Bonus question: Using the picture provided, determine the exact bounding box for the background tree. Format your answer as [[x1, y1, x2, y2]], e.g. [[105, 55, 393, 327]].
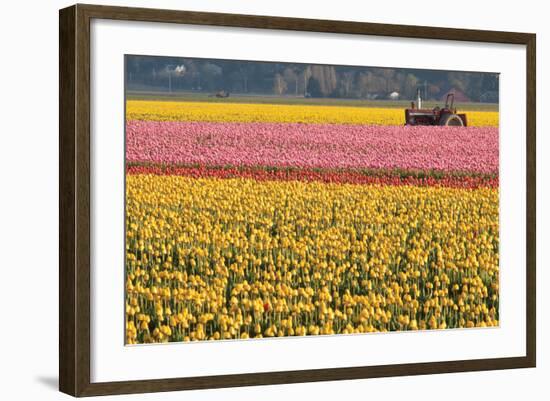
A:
[[403, 73, 419, 98], [339, 71, 355, 98], [283, 67, 299, 96], [307, 76, 322, 97], [273, 73, 288, 95]]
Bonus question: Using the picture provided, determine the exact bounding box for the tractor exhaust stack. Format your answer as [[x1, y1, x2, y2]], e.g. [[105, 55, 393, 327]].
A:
[[416, 89, 422, 109]]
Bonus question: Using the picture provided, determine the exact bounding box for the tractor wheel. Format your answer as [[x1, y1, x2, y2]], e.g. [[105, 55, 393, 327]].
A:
[[440, 114, 464, 126]]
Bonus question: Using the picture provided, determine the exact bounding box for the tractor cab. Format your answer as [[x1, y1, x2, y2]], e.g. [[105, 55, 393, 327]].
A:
[[405, 90, 467, 126]]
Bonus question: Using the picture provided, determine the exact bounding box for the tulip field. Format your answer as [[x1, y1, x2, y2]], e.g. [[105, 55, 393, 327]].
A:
[[125, 99, 499, 344]]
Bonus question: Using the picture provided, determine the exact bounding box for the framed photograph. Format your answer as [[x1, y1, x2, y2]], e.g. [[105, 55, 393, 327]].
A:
[[59, 4, 536, 397]]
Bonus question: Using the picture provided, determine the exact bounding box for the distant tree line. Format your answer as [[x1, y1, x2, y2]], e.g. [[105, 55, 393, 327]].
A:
[[126, 56, 499, 102]]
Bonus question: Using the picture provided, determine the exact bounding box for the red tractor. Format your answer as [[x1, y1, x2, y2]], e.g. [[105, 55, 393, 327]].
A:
[[405, 91, 467, 126]]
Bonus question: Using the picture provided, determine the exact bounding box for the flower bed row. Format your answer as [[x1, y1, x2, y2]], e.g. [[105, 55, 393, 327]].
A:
[[127, 164, 498, 188], [126, 100, 499, 127], [126, 121, 499, 174]]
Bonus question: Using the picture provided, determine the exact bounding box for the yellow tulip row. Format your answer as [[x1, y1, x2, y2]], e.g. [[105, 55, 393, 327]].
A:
[[126, 100, 499, 127], [125, 175, 499, 344]]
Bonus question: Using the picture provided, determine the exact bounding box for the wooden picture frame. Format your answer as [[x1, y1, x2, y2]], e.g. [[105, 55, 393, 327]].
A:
[[59, 3, 536, 397]]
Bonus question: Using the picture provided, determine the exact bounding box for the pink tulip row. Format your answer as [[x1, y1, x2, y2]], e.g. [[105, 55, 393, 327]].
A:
[[126, 120, 499, 174]]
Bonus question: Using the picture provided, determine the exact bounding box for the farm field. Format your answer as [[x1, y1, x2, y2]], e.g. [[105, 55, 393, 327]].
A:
[[126, 91, 500, 112], [125, 99, 500, 344]]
